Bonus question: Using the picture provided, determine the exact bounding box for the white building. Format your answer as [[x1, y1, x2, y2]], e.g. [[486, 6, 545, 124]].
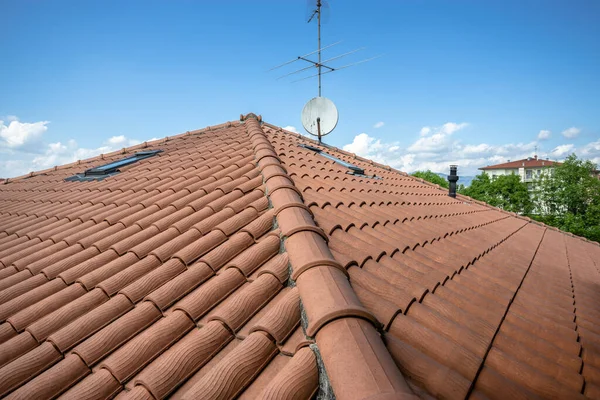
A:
[[479, 155, 560, 191]]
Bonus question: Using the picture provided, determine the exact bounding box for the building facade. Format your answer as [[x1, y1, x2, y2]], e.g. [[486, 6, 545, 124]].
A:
[[479, 155, 560, 191]]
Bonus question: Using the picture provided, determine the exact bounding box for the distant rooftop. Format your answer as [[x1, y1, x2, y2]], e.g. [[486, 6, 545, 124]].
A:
[[480, 155, 561, 170]]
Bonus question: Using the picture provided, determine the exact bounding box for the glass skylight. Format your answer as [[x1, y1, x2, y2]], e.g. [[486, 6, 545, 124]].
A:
[[65, 150, 162, 182]]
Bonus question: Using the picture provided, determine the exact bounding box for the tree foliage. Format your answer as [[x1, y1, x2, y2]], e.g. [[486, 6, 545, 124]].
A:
[[460, 172, 533, 214], [411, 170, 449, 189], [533, 154, 600, 242]]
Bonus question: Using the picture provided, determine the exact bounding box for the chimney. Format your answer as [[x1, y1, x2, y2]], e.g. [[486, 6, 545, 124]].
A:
[[448, 165, 459, 198], [534, 155, 538, 160]]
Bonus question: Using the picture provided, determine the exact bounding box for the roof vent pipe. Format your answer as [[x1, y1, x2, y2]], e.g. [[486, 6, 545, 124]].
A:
[[448, 165, 459, 198]]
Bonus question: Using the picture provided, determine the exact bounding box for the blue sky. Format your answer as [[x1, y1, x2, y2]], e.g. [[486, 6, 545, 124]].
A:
[[1, 0, 599, 178]]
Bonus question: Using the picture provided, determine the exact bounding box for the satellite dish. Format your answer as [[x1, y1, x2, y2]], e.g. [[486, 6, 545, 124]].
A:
[[301, 96, 339, 141]]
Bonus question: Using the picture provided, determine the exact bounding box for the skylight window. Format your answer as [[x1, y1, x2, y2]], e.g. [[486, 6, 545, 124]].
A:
[[65, 150, 162, 182], [299, 144, 380, 179]]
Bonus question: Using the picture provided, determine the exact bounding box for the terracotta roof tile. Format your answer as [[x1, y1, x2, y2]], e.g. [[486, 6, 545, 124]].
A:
[[73, 300, 162, 367], [0, 269, 30, 292], [180, 331, 279, 399], [47, 293, 134, 352], [173, 267, 246, 321], [133, 320, 233, 399], [385, 333, 471, 399], [114, 385, 155, 400], [7, 282, 86, 332], [97, 255, 162, 296], [144, 262, 214, 311], [252, 252, 290, 284], [58, 249, 120, 284], [207, 273, 282, 332], [0, 341, 62, 397], [119, 258, 187, 303], [0, 331, 37, 368], [0, 278, 66, 322], [5, 353, 90, 400], [61, 368, 122, 400], [100, 310, 194, 383], [26, 288, 109, 342], [40, 246, 101, 279], [172, 230, 227, 265], [1, 116, 599, 399]]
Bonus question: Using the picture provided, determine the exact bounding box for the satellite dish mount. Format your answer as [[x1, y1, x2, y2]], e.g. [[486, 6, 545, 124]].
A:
[[301, 96, 339, 143]]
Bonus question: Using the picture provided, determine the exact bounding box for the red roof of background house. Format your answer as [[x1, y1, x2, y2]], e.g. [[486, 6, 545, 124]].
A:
[[0, 114, 599, 399], [479, 156, 561, 170]]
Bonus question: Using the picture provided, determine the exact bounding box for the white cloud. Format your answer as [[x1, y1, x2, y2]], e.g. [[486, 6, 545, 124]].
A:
[[283, 126, 298, 133], [0, 117, 146, 178], [344, 133, 383, 156], [0, 118, 49, 151], [580, 139, 600, 157], [440, 122, 469, 135], [339, 122, 590, 176], [550, 144, 575, 157], [107, 135, 141, 147], [342, 133, 402, 165], [462, 143, 492, 155], [537, 130, 551, 140], [407, 122, 468, 153], [373, 121, 385, 129], [562, 127, 580, 138]]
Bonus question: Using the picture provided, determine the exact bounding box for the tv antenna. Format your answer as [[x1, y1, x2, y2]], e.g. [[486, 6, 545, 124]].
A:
[[270, 1, 380, 142], [269, 1, 380, 96]]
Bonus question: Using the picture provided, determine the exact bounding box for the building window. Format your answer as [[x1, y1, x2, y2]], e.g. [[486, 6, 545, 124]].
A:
[[525, 169, 533, 180]]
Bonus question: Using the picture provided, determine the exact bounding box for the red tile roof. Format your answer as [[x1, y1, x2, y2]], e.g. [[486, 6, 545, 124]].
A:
[[479, 156, 560, 170], [0, 114, 599, 399]]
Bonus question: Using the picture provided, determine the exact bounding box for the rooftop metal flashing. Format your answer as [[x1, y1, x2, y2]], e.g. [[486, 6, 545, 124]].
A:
[[299, 143, 380, 179]]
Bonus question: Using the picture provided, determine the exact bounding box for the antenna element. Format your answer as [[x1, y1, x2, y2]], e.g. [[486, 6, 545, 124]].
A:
[[269, 0, 379, 96]]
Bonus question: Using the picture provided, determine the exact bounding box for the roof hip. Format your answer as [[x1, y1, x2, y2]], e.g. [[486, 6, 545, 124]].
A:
[[244, 116, 417, 400]]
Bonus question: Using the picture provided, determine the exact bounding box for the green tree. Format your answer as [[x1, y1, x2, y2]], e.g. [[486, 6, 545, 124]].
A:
[[460, 173, 493, 203], [461, 173, 533, 214], [533, 154, 600, 242], [411, 170, 449, 189]]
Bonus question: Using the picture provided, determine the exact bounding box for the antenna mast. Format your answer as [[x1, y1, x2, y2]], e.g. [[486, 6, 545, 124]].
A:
[[308, 1, 323, 96], [317, 0, 322, 97]]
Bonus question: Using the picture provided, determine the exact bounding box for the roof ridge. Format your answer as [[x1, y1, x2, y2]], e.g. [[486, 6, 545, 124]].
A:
[[244, 114, 418, 399], [479, 157, 560, 170], [3, 120, 242, 184]]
